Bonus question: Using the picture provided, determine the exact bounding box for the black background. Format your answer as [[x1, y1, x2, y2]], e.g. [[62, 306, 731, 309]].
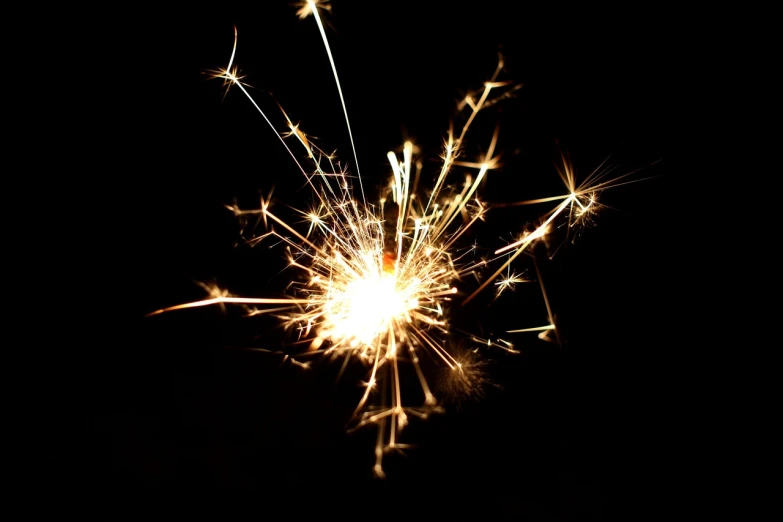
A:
[[37, 1, 692, 519]]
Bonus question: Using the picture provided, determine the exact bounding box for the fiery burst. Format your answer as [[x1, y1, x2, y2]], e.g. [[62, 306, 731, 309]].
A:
[[150, 0, 630, 476]]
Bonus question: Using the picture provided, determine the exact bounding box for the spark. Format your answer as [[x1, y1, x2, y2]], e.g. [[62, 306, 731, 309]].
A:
[[494, 268, 528, 298], [435, 344, 495, 406], [151, 6, 636, 476]]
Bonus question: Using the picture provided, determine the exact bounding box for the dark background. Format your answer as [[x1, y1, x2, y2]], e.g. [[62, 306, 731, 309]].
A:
[[38, 1, 692, 519]]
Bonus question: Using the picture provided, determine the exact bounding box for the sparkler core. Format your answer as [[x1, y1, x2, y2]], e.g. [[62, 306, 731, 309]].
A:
[[316, 260, 419, 350]]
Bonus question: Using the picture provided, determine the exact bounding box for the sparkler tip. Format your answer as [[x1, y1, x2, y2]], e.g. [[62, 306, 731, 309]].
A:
[[295, 0, 331, 20]]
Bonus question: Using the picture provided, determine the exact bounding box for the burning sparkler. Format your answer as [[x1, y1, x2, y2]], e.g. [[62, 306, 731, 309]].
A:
[[149, 0, 634, 476]]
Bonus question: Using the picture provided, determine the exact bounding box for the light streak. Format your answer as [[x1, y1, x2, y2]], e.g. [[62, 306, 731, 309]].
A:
[[150, 0, 632, 476]]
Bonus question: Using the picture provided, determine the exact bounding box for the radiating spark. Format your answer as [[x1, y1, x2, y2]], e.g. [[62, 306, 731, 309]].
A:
[[506, 324, 555, 333], [435, 344, 494, 406], [494, 268, 528, 298], [295, 0, 331, 20], [151, 6, 636, 476]]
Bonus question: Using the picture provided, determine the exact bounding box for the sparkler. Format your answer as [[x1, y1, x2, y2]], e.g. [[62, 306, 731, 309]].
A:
[[150, 0, 633, 476]]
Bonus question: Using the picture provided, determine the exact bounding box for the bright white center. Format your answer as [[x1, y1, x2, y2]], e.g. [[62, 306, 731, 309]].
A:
[[324, 273, 417, 347]]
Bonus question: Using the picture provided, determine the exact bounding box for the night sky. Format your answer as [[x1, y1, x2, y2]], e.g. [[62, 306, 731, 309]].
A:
[[39, 1, 691, 519]]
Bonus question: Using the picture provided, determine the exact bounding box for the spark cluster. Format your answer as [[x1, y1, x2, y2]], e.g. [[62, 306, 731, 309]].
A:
[[150, 0, 630, 476]]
